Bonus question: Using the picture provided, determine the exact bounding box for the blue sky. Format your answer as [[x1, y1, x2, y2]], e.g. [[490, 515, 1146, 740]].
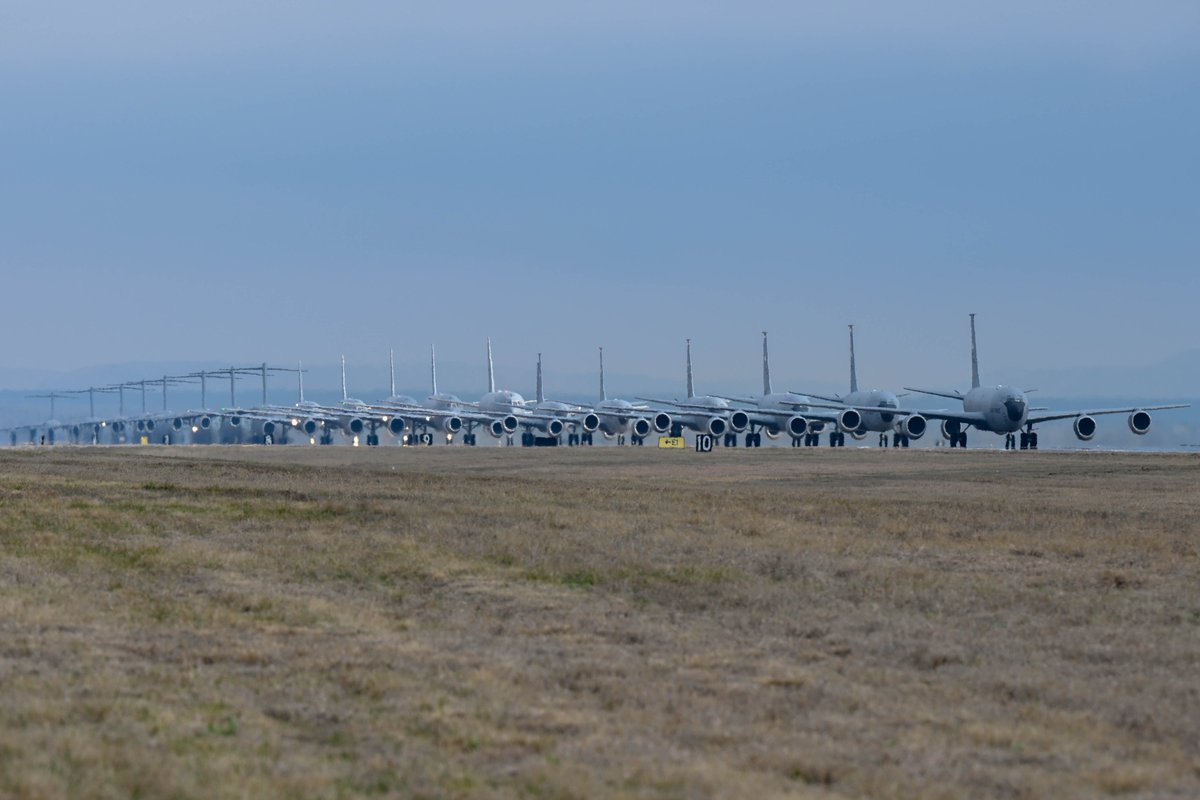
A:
[[2, 2, 1197, 392]]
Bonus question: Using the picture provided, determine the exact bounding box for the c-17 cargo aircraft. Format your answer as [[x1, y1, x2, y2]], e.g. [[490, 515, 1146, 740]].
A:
[[792, 325, 930, 447], [828, 314, 1189, 449]]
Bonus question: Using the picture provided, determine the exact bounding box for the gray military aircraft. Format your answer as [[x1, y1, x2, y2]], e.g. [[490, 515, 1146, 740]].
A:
[[637, 339, 750, 446], [573, 347, 654, 445], [794, 325, 929, 447], [717, 332, 860, 447]]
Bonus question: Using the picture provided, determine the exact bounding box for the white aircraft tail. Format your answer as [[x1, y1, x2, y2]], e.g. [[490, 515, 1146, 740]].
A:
[[849, 324, 858, 394], [487, 338, 496, 393], [599, 346, 607, 401], [297, 360, 305, 403], [762, 331, 772, 396], [340, 355, 348, 402], [970, 313, 981, 389], [686, 338, 695, 399], [389, 348, 396, 397]]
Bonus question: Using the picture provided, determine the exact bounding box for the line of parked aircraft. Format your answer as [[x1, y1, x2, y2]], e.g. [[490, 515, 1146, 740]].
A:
[[2, 316, 1188, 451]]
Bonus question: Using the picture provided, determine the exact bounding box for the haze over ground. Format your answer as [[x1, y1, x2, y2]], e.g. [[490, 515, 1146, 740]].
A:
[[2, 2, 1197, 393]]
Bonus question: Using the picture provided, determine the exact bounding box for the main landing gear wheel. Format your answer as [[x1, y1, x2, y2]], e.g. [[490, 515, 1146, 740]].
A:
[[948, 432, 968, 448], [463, 433, 477, 446], [1019, 431, 1039, 450], [893, 433, 909, 448], [745, 433, 762, 447], [829, 432, 846, 447], [723, 433, 738, 447]]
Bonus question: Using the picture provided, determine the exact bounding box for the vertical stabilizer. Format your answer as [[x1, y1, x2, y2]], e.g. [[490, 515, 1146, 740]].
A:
[[685, 338, 695, 399], [389, 349, 396, 397], [486, 338, 496, 393], [849, 324, 858, 394], [536, 353, 544, 403], [340, 355, 348, 402], [297, 361, 304, 403], [430, 345, 438, 395], [762, 331, 772, 396], [599, 347, 607, 401], [970, 313, 980, 389]]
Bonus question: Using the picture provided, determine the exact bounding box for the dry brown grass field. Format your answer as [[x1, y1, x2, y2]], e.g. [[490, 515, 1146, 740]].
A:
[[0, 446, 1198, 799]]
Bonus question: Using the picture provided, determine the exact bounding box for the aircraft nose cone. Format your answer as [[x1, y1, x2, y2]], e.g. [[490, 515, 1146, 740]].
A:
[[1005, 397, 1026, 422]]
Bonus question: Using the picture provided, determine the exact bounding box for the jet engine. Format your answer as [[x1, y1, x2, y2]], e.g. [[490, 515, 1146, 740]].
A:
[[489, 419, 507, 438], [293, 418, 319, 435], [262, 420, 281, 438], [386, 417, 407, 436], [582, 413, 601, 433], [546, 418, 564, 437], [172, 417, 186, 431], [940, 419, 961, 440], [227, 416, 242, 429], [502, 415, 519, 433], [848, 428, 869, 441], [341, 417, 366, 436], [705, 416, 727, 437], [433, 415, 463, 434], [899, 414, 928, 440], [807, 421, 826, 435], [1073, 415, 1097, 441], [837, 408, 862, 433], [786, 415, 809, 439], [653, 412, 672, 433], [631, 418, 651, 438], [728, 410, 750, 433], [195, 415, 213, 430], [1128, 410, 1151, 435]]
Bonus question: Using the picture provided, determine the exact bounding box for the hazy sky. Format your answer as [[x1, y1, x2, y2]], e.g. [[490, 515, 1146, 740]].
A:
[[2, 1, 1198, 392]]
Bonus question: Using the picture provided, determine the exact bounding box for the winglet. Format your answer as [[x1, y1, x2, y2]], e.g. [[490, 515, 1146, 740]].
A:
[[487, 338, 496, 394], [599, 346, 607, 402], [686, 338, 695, 399], [762, 331, 772, 396], [536, 353, 544, 403], [849, 324, 858, 394], [970, 313, 980, 390]]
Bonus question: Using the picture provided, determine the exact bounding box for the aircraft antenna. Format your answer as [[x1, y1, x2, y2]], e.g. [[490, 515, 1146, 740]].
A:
[[762, 331, 772, 396], [341, 355, 348, 402], [536, 353, 544, 403], [686, 338, 695, 399], [599, 347, 606, 401], [970, 313, 980, 389], [849, 324, 858, 394], [487, 338, 496, 393], [389, 348, 396, 397], [430, 345, 438, 395]]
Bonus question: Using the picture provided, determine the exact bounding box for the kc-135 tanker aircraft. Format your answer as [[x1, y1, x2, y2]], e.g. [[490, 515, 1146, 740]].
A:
[[2, 316, 1189, 451]]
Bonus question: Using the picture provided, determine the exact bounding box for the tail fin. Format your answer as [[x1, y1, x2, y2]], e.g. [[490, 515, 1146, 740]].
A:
[[970, 313, 980, 389], [340, 355, 348, 402], [430, 345, 438, 395], [388, 348, 396, 397], [536, 353, 544, 403], [849, 324, 858, 394], [486, 338, 495, 393], [599, 347, 607, 401], [297, 360, 304, 403], [762, 331, 772, 396], [686, 338, 695, 398]]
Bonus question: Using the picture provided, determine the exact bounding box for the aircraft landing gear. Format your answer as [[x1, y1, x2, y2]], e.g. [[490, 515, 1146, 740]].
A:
[[1019, 430, 1038, 450], [879, 433, 888, 447], [617, 434, 625, 446], [463, 433, 477, 446], [366, 433, 379, 446], [745, 432, 761, 447], [670, 423, 684, 438], [949, 432, 968, 448], [723, 433, 738, 447], [828, 432, 845, 447], [893, 433, 909, 448]]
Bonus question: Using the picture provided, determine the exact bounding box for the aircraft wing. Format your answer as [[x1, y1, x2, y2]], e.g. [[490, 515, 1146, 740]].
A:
[[634, 397, 731, 413], [1028, 404, 1190, 425], [806, 400, 987, 427], [712, 394, 760, 405], [903, 387, 966, 401], [747, 407, 844, 424]]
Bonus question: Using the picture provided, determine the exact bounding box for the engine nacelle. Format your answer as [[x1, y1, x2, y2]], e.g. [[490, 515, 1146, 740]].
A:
[[502, 415, 519, 434], [172, 417, 186, 431], [1073, 415, 1097, 441], [111, 421, 125, 433], [195, 415, 213, 430], [940, 419, 961, 440], [837, 408, 861, 433], [728, 410, 750, 433], [546, 418, 564, 437], [848, 428, 868, 441], [227, 416, 242, 429], [705, 416, 727, 437], [387, 417, 407, 436], [263, 420, 280, 437], [631, 418, 651, 438], [786, 415, 809, 439], [1128, 410, 1151, 435], [294, 418, 319, 435], [144, 419, 157, 432], [899, 414, 927, 440], [489, 419, 507, 438], [436, 415, 463, 434], [342, 417, 365, 436], [763, 428, 780, 440], [653, 412, 672, 433], [807, 420, 825, 435], [582, 413, 601, 433]]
